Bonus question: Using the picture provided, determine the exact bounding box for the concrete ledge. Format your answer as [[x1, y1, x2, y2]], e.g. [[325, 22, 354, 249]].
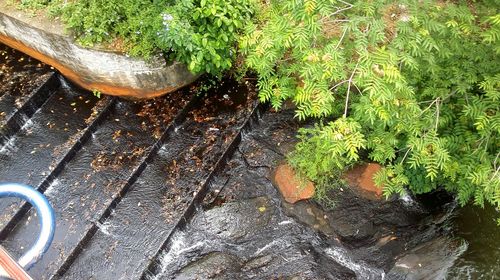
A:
[[0, 4, 198, 99]]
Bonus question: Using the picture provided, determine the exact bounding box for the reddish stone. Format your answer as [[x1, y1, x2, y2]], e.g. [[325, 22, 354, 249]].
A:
[[343, 163, 384, 200], [273, 164, 315, 204]]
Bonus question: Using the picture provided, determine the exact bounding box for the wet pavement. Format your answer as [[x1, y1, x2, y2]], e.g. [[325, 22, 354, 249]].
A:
[[1, 43, 494, 280]]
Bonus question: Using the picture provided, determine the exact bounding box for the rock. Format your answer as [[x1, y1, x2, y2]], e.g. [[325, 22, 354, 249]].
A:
[[282, 201, 336, 237], [242, 255, 273, 271], [176, 252, 242, 280], [343, 163, 384, 200], [386, 236, 467, 280], [192, 197, 273, 241], [332, 218, 375, 242], [0, 3, 198, 98], [272, 164, 314, 204]]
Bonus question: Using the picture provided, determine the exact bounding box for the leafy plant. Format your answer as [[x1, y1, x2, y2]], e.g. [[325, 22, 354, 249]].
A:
[[60, 0, 166, 57], [14, 0, 254, 75], [158, 0, 254, 74], [241, 0, 500, 211]]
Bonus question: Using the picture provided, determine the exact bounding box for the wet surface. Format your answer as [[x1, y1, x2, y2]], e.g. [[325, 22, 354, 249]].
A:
[[145, 109, 477, 280], [0, 42, 261, 279], [147, 111, 378, 280], [60, 81, 257, 280], [0, 44, 54, 146], [447, 205, 500, 279], [1, 43, 498, 280], [0, 83, 102, 229], [0, 44, 50, 100], [2, 92, 194, 279]]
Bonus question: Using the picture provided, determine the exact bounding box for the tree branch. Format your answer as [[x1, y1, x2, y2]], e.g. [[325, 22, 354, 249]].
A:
[[329, 79, 349, 91], [335, 26, 349, 49]]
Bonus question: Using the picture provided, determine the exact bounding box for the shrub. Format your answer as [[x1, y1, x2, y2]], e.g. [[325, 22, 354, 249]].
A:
[[14, 0, 254, 75], [240, 0, 500, 210], [157, 0, 254, 74]]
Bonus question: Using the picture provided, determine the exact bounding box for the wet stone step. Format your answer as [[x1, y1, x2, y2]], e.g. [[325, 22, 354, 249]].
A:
[[1, 43, 55, 145], [59, 81, 256, 280], [0, 85, 106, 229], [0, 73, 59, 146], [0, 90, 193, 279], [0, 43, 50, 100]]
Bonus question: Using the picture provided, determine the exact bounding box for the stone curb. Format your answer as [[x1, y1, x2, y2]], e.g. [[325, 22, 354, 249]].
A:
[[0, 6, 198, 99]]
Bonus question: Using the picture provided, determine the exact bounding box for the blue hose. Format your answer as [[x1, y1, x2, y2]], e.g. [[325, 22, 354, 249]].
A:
[[0, 183, 56, 269]]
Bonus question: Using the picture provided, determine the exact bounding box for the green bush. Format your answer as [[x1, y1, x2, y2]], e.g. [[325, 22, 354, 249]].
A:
[[15, 0, 254, 75], [157, 0, 254, 74], [240, 0, 499, 210]]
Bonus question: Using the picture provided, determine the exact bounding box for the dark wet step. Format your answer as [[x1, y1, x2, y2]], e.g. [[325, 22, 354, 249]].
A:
[[0, 90, 193, 279], [59, 81, 257, 280], [0, 73, 59, 146], [0, 44, 51, 100], [0, 85, 108, 229], [0, 43, 53, 144]]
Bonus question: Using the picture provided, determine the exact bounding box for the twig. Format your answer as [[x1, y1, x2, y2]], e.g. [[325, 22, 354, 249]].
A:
[[434, 98, 440, 131], [420, 98, 439, 114], [343, 60, 360, 118], [329, 80, 349, 91], [322, 19, 351, 23], [400, 147, 412, 164], [329, 5, 353, 18], [321, 0, 354, 22], [338, 0, 354, 8], [418, 89, 457, 105], [352, 82, 362, 95], [494, 152, 500, 169], [335, 26, 349, 49], [490, 165, 500, 186]]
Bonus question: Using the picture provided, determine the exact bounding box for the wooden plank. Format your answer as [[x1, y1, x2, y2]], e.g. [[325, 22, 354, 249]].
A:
[[0, 246, 31, 280]]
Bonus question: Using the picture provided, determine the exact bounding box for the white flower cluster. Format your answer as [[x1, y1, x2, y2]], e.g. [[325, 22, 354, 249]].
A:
[[162, 13, 174, 32]]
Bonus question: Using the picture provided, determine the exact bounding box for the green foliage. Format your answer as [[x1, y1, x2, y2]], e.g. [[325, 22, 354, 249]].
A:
[[289, 118, 365, 205], [8, 0, 62, 16], [289, 119, 365, 184], [92, 89, 101, 99], [158, 0, 254, 74], [16, 0, 254, 75], [242, 0, 500, 211], [60, 0, 165, 57], [17, 0, 50, 10]]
